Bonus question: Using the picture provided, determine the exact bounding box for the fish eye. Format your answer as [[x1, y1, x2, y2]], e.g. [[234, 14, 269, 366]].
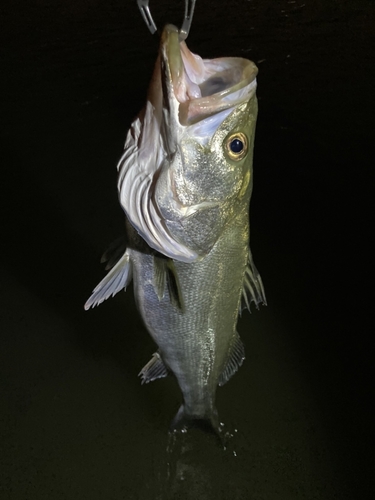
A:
[[230, 139, 243, 153], [225, 132, 248, 161]]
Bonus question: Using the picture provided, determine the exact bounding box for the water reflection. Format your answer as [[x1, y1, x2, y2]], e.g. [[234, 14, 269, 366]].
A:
[[154, 427, 240, 500]]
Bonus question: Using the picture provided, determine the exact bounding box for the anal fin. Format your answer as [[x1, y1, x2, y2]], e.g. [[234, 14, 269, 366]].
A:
[[139, 351, 169, 384], [218, 333, 245, 386]]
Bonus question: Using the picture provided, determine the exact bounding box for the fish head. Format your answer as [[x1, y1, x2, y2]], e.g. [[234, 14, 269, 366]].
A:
[[118, 24, 258, 261], [157, 25, 259, 255]]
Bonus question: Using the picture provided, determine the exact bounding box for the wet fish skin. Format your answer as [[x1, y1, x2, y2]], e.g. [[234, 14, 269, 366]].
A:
[[129, 213, 249, 429], [85, 25, 266, 432]]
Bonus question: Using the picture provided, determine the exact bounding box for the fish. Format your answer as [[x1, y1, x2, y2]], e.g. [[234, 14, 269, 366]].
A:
[[85, 24, 266, 433]]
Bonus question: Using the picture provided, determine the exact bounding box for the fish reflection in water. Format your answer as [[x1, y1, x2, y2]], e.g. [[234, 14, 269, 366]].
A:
[[154, 427, 241, 500]]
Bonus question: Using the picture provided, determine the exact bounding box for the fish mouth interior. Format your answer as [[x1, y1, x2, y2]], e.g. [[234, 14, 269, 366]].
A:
[[161, 24, 258, 124]]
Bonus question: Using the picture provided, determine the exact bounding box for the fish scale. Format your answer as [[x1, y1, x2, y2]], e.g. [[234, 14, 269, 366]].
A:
[[128, 208, 249, 426]]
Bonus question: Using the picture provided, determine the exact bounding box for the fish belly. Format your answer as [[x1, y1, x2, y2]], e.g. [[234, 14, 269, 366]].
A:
[[130, 210, 249, 418]]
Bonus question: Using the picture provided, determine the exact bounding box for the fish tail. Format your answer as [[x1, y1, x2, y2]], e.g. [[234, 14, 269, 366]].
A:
[[171, 405, 221, 436]]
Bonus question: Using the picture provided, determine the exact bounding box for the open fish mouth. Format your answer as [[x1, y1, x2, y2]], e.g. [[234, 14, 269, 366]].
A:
[[160, 24, 258, 126]]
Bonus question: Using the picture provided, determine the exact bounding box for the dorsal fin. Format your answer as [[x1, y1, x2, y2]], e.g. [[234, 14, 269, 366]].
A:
[[218, 332, 245, 386], [241, 249, 267, 313], [153, 257, 185, 312]]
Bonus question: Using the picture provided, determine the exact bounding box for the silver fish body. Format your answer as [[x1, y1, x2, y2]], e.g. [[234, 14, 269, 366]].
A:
[[85, 25, 266, 431], [129, 210, 248, 424]]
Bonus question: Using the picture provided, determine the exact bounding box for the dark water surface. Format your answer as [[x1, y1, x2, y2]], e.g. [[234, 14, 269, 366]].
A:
[[1, 0, 374, 499]]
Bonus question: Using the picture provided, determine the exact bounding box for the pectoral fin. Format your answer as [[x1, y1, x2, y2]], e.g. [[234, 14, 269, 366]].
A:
[[139, 351, 169, 384], [153, 257, 185, 311], [153, 257, 167, 301], [84, 246, 132, 310], [218, 332, 245, 386], [241, 249, 267, 313]]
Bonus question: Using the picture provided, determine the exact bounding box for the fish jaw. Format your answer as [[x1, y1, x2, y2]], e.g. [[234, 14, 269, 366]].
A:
[[160, 24, 258, 126]]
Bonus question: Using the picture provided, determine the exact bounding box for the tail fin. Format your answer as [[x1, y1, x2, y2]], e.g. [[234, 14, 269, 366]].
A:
[[171, 405, 221, 437]]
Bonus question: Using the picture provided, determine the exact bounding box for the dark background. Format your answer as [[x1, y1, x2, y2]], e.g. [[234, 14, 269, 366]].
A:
[[1, 0, 374, 498]]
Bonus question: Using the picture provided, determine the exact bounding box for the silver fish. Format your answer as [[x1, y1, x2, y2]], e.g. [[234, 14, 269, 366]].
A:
[[85, 24, 266, 432]]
